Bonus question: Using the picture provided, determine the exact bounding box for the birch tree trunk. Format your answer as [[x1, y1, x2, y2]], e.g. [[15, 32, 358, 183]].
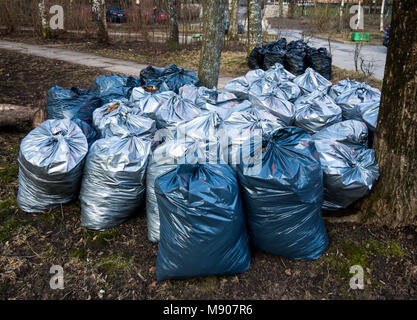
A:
[[380, 0, 386, 32], [198, 0, 226, 88], [38, 0, 50, 39], [229, 0, 239, 40], [90, 0, 109, 44], [167, 0, 179, 50], [248, 0, 263, 56], [339, 0, 345, 32], [359, 0, 417, 227]]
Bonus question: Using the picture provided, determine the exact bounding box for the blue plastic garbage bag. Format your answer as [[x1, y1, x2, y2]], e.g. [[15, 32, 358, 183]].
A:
[[17, 119, 88, 212], [140, 65, 164, 85], [236, 127, 328, 260], [91, 74, 141, 105], [312, 120, 380, 210], [155, 163, 251, 280], [130, 88, 176, 120], [46, 86, 101, 124], [293, 67, 332, 95], [80, 136, 152, 230], [161, 64, 200, 93], [328, 78, 360, 100]]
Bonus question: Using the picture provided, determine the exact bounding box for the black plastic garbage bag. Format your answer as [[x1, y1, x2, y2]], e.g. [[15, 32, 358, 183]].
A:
[[236, 127, 328, 260], [72, 118, 99, 148], [155, 163, 251, 280], [161, 64, 200, 93], [17, 119, 88, 213], [264, 38, 287, 51], [139, 65, 164, 85], [312, 120, 380, 210], [285, 49, 307, 76], [46, 86, 101, 124], [293, 67, 332, 95], [130, 87, 176, 120], [248, 46, 265, 70], [328, 78, 360, 100], [264, 48, 287, 70], [335, 83, 381, 120], [306, 47, 332, 80], [80, 136, 151, 230], [91, 74, 141, 105]]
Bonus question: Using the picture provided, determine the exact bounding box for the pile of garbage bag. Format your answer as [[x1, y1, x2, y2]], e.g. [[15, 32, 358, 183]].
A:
[[312, 120, 380, 210], [248, 38, 333, 79], [17, 119, 88, 212], [17, 57, 385, 280]]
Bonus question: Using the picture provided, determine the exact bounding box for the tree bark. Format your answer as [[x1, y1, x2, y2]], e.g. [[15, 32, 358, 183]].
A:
[[90, 0, 110, 44], [380, 0, 386, 32], [198, 0, 226, 88], [0, 104, 43, 128], [38, 0, 51, 39], [167, 0, 179, 50], [248, 0, 263, 56], [360, 0, 417, 227], [229, 0, 239, 40], [339, 0, 345, 32]]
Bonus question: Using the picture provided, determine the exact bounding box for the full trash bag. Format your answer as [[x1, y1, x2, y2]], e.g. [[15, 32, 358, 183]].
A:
[[93, 102, 156, 142], [46, 86, 101, 124], [195, 87, 239, 118], [155, 163, 251, 280], [249, 72, 300, 102], [80, 136, 151, 230], [294, 90, 342, 134], [285, 49, 307, 76], [161, 64, 200, 93], [236, 127, 328, 260], [248, 46, 265, 70], [293, 67, 332, 95], [312, 120, 380, 210], [139, 65, 164, 86], [348, 100, 380, 148], [335, 83, 381, 120], [179, 84, 199, 104], [130, 87, 176, 120], [264, 62, 296, 82], [176, 111, 223, 141], [155, 93, 201, 140], [328, 78, 360, 100], [17, 119, 88, 213], [306, 47, 332, 80], [264, 48, 287, 70], [91, 74, 141, 105], [146, 138, 227, 242], [222, 76, 250, 101]]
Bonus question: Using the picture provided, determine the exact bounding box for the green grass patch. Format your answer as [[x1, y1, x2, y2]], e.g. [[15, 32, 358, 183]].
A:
[[98, 252, 135, 276], [0, 217, 26, 243]]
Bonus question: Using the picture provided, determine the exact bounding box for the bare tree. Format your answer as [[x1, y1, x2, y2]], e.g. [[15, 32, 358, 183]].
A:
[[360, 0, 417, 227], [229, 0, 240, 40], [90, 0, 109, 44], [380, 0, 386, 32], [339, 0, 345, 32], [248, 0, 263, 55], [167, 0, 179, 50], [38, 0, 51, 39], [198, 0, 226, 88]]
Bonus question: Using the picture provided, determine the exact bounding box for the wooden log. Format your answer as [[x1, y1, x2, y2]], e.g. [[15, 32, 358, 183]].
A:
[[0, 104, 47, 129]]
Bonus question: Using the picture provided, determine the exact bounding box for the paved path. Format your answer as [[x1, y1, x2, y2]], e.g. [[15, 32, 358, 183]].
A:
[[0, 39, 234, 89]]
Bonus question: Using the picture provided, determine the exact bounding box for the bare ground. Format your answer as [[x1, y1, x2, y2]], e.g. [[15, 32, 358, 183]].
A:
[[0, 49, 415, 300]]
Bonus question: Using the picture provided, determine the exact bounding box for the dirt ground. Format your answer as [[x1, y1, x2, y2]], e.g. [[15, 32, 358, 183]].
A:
[[0, 49, 416, 300]]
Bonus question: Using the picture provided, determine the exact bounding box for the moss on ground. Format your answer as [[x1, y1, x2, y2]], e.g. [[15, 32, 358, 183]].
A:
[[0, 217, 27, 243], [98, 252, 135, 276]]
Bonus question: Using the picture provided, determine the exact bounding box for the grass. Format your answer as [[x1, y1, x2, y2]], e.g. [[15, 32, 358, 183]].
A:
[[98, 252, 135, 276]]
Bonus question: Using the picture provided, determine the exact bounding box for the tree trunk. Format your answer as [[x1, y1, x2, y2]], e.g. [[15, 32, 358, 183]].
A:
[[167, 0, 179, 50], [198, 0, 226, 88], [339, 0, 345, 32], [380, 0, 386, 32], [248, 0, 263, 56], [360, 0, 417, 227], [38, 0, 51, 39], [90, 0, 109, 44], [229, 0, 239, 40]]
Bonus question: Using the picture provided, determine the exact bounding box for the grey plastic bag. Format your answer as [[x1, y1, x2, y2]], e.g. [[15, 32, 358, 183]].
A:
[[335, 83, 381, 120], [264, 63, 296, 82], [294, 90, 342, 134], [195, 87, 239, 118], [293, 67, 332, 95], [328, 78, 361, 100], [146, 138, 227, 242], [80, 136, 152, 230], [17, 119, 88, 213], [176, 111, 223, 141], [129, 87, 176, 120], [222, 76, 250, 101], [312, 120, 380, 210]]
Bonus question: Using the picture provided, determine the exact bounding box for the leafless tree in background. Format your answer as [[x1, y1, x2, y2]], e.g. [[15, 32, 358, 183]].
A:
[[380, 0, 386, 32], [229, 0, 239, 40], [167, 0, 179, 50], [38, 0, 51, 39], [248, 0, 263, 55]]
